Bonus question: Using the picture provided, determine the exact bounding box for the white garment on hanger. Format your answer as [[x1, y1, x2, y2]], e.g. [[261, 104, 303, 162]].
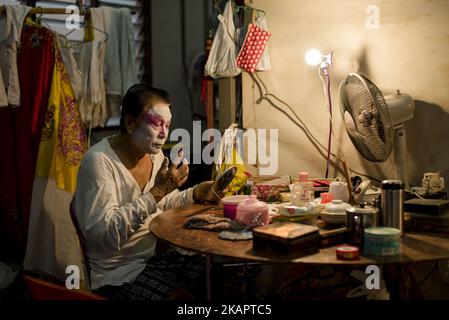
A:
[[56, 36, 83, 99], [56, 35, 107, 132], [75, 40, 107, 128], [0, 5, 31, 107], [89, 7, 137, 119], [204, 1, 241, 79]]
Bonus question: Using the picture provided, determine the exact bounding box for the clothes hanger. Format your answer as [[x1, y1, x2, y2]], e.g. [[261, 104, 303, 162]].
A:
[[60, 33, 73, 49], [30, 7, 53, 30], [62, 19, 109, 49], [231, 0, 266, 17], [85, 23, 109, 42], [83, 10, 109, 42], [35, 7, 45, 25]]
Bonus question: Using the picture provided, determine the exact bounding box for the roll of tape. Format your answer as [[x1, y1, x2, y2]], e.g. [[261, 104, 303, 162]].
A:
[[336, 246, 360, 260]]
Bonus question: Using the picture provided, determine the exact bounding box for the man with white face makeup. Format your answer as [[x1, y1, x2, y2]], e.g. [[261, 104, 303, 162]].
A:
[[73, 84, 219, 300]]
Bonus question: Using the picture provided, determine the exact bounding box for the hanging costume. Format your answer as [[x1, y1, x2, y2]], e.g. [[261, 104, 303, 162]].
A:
[[86, 7, 137, 124], [0, 6, 40, 256], [58, 34, 107, 132], [23, 31, 88, 280], [0, 5, 30, 107]]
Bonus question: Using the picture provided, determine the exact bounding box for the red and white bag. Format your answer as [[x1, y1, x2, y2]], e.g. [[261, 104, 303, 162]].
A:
[[236, 23, 271, 73]]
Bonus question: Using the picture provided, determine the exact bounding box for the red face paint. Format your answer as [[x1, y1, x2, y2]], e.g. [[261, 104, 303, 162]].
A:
[[143, 113, 170, 131], [131, 106, 172, 155]]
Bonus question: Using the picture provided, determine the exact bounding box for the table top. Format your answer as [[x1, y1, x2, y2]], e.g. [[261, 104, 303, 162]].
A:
[[149, 204, 449, 266]]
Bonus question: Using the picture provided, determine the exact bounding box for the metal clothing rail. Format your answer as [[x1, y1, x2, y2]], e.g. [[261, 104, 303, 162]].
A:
[[0, 6, 87, 15]]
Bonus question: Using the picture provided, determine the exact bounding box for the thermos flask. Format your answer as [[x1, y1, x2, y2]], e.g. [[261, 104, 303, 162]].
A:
[[381, 180, 405, 235]]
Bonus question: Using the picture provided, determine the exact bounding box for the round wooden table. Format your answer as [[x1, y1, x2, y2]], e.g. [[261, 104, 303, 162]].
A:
[[149, 204, 449, 299], [150, 204, 449, 264]]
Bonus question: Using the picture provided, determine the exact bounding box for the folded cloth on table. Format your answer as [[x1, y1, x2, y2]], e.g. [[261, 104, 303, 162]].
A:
[[218, 230, 253, 241], [184, 213, 246, 231]]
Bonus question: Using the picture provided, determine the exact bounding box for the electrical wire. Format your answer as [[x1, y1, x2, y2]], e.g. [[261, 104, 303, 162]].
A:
[[251, 72, 383, 183], [253, 72, 330, 158], [326, 71, 332, 178], [252, 72, 336, 167], [318, 66, 333, 178]]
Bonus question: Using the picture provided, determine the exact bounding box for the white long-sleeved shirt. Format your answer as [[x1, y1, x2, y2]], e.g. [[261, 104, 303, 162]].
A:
[[73, 138, 194, 289]]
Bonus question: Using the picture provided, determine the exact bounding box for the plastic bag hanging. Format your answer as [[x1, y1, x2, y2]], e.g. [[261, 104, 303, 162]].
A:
[[254, 16, 271, 71], [204, 1, 241, 79], [212, 124, 247, 195]]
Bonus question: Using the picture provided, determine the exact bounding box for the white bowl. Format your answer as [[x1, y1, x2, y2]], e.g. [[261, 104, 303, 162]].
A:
[[324, 200, 351, 213], [278, 203, 324, 216]]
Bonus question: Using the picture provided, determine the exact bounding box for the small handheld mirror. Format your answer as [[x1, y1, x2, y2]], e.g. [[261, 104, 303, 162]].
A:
[[208, 166, 238, 200]]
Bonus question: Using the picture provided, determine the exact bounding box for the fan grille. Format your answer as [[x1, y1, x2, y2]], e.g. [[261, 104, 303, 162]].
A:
[[340, 74, 393, 162]]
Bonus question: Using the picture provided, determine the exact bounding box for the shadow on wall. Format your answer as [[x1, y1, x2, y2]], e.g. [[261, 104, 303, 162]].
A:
[[355, 46, 370, 77], [406, 100, 449, 190]]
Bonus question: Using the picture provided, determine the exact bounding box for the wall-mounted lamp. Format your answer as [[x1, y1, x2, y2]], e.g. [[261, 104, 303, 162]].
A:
[[305, 48, 334, 178], [305, 48, 333, 70]]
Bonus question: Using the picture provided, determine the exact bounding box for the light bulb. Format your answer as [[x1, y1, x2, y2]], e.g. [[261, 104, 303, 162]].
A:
[[305, 49, 322, 66]]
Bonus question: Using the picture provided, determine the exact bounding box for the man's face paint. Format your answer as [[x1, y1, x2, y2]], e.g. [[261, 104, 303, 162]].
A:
[[130, 104, 172, 155]]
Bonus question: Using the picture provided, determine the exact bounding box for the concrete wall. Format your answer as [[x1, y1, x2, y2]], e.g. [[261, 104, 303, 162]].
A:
[[151, 0, 212, 138], [242, 0, 449, 191]]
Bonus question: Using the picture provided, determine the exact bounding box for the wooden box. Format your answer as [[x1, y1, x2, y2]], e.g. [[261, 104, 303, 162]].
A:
[[404, 198, 449, 216], [252, 222, 320, 255], [319, 226, 350, 247]]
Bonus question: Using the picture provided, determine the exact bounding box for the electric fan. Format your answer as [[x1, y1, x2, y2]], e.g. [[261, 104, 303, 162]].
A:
[[339, 73, 415, 188]]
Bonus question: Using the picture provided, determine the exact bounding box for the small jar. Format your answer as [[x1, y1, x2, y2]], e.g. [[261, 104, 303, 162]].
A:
[[236, 195, 270, 227], [222, 195, 250, 220], [346, 203, 379, 246]]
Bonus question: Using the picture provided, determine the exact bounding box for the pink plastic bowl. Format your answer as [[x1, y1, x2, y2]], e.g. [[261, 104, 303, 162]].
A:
[[221, 195, 250, 220]]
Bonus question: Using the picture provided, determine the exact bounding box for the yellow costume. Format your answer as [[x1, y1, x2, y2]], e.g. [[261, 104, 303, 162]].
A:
[[35, 48, 87, 193], [24, 36, 88, 280]]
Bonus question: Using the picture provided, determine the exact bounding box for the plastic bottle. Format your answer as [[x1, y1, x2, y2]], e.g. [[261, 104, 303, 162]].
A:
[[243, 176, 254, 195], [291, 172, 315, 206]]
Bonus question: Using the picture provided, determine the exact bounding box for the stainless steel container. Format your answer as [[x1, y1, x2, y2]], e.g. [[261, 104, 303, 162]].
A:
[[381, 180, 404, 235], [345, 203, 379, 246]]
